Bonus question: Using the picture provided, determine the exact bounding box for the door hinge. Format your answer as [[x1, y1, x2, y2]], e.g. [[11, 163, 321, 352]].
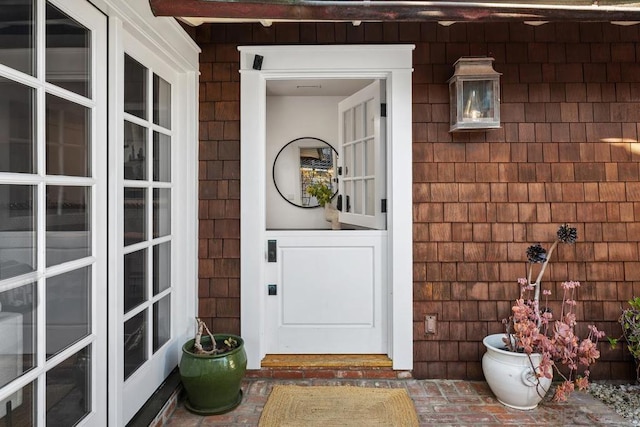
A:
[[381, 103, 387, 117], [381, 199, 387, 213]]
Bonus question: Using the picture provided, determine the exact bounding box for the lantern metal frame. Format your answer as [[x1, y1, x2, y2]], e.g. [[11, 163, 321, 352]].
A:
[[448, 57, 501, 132]]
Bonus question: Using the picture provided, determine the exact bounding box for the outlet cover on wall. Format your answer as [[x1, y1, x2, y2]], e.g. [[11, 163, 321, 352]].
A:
[[425, 315, 437, 334]]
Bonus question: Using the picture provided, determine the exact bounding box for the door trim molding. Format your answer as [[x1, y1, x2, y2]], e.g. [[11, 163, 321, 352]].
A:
[[239, 44, 414, 370], [105, 2, 200, 424]]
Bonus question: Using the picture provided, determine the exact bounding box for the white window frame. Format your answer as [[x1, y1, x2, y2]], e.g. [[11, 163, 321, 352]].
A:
[[239, 45, 414, 370]]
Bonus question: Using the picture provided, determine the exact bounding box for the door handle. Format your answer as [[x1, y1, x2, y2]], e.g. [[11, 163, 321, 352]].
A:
[[346, 195, 351, 212], [267, 240, 277, 262], [337, 195, 342, 211]]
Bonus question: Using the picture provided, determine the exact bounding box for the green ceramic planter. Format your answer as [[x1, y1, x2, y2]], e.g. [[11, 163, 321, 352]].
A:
[[179, 334, 247, 415]]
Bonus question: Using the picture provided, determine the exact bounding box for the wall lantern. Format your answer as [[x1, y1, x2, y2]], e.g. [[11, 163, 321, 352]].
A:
[[448, 57, 501, 132]]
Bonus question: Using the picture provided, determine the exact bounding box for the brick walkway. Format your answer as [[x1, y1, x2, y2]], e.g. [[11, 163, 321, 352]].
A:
[[162, 378, 632, 426]]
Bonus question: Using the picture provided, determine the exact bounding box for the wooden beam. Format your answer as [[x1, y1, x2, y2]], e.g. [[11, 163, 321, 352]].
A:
[[149, 0, 640, 22]]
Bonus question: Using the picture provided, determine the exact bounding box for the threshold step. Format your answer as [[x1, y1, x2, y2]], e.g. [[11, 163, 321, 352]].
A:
[[260, 354, 393, 368]]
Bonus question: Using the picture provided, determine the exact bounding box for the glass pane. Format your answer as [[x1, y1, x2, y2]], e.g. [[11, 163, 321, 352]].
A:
[[343, 110, 352, 142], [124, 249, 146, 314], [46, 94, 90, 177], [343, 145, 351, 177], [354, 104, 364, 140], [46, 268, 91, 359], [0, 185, 36, 280], [153, 295, 170, 353], [365, 179, 375, 216], [0, 283, 37, 388], [462, 80, 494, 120], [124, 54, 147, 120], [153, 132, 170, 182], [153, 74, 171, 129], [46, 346, 90, 425], [0, 78, 35, 173], [0, 0, 34, 75], [365, 98, 375, 137], [124, 188, 146, 246], [354, 180, 363, 214], [124, 121, 147, 180], [153, 188, 170, 238], [46, 3, 90, 98], [354, 142, 362, 177], [365, 139, 374, 176], [124, 311, 147, 380], [0, 380, 36, 426], [153, 242, 170, 295], [46, 186, 90, 267]]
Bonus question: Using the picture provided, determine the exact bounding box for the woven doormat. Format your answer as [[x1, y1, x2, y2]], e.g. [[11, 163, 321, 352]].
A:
[[258, 385, 419, 427]]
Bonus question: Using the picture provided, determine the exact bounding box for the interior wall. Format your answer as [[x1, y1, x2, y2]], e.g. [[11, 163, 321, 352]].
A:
[[266, 95, 343, 229]]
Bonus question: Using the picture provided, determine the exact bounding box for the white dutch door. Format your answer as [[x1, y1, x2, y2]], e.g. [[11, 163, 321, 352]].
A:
[[265, 80, 388, 354]]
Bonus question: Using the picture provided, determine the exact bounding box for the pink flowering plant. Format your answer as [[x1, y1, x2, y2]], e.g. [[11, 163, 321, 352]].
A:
[[502, 224, 605, 402]]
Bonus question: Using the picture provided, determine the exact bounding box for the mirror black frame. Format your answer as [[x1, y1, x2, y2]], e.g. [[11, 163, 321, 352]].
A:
[[272, 136, 338, 209]]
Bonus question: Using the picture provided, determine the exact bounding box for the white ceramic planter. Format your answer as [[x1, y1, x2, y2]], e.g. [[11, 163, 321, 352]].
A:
[[482, 333, 552, 410]]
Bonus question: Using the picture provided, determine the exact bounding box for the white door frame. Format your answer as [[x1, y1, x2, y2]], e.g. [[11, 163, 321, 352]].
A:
[[239, 45, 414, 370], [101, 1, 200, 424]]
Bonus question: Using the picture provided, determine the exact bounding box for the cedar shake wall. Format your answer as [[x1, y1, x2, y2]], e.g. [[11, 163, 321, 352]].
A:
[[195, 21, 640, 381]]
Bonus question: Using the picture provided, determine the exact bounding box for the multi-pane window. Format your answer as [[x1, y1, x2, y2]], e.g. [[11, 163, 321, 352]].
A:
[[122, 53, 173, 380]]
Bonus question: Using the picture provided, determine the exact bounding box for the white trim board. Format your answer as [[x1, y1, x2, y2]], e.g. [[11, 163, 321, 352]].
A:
[[239, 44, 414, 370]]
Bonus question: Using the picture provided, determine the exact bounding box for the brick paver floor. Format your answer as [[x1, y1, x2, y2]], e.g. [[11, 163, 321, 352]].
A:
[[163, 378, 632, 426]]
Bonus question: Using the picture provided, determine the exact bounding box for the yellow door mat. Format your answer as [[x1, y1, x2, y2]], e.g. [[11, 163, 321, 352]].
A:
[[258, 385, 419, 427]]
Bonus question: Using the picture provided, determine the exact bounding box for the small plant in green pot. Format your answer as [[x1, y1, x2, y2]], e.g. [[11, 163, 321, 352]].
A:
[[179, 318, 247, 415]]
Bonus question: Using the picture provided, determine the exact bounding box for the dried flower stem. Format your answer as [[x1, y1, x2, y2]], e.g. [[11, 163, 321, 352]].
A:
[[528, 239, 559, 327], [193, 317, 218, 355]]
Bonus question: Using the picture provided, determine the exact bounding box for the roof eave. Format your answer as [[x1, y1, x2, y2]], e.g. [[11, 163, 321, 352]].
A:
[[149, 0, 640, 24]]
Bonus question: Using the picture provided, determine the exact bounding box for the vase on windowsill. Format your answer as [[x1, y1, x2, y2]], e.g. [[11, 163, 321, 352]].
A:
[[307, 181, 341, 230], [324, 203, 341, 230]]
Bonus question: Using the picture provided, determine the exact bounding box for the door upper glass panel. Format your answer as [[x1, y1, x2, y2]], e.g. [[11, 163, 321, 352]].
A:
[[46, 3, 91, 98], [338, 80, 386, 230], [153, 74, 171, 128], [124, 55, 148, 120], [0, 78, 35, 173], [124, 121, 147, 180], [0, 0, 35, 75], [46, 93, 91, 177]]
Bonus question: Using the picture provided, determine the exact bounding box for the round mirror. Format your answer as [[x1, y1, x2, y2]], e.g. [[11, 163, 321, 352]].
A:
[[272, 137, 338, 208]]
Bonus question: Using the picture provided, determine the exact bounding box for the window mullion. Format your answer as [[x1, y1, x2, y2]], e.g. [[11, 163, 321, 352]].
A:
[[145, 67, 154, 364], [35, 1, 46, 426]]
